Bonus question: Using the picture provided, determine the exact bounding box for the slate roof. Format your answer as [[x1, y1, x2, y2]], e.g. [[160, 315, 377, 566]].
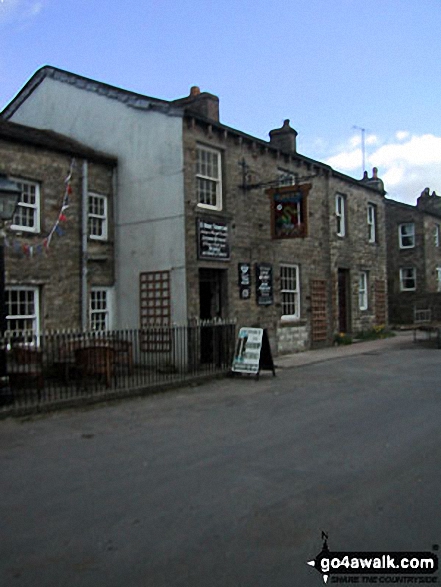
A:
[[1, 65, 384, 192], [0, 118, 117, 165]]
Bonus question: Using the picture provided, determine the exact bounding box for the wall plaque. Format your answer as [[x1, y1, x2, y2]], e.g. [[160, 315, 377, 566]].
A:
[[238, 263, 251, 299], [197, 218, 230, 260]]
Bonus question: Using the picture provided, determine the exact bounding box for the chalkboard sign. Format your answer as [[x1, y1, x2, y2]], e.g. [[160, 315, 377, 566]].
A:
[[197, 218, 230, 260], [238, 263, 251, 299], [256, 263, 273, 305]]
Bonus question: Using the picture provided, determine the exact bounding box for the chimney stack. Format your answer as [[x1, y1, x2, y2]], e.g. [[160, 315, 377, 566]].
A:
[[173, 86, 220, 121], [269, 119, 298, 153], [361, 167, 385, 193], [417, 188, 441, 215]]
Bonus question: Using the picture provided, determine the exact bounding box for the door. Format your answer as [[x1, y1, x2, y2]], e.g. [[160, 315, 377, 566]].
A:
[[199, 269, 225, 363], [337, 269, 350, 333]]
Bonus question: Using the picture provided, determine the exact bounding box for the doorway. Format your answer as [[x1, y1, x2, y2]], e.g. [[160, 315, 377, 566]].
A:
[[337, 268, 350, 333], [199, 269, 226, 363], [199, 269, 225, 320]]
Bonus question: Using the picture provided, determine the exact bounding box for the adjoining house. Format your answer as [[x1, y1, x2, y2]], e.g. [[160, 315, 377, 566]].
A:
[[0, 118, 116, 335], [386, 189, 441, 325], [2, 66, 388, 354]]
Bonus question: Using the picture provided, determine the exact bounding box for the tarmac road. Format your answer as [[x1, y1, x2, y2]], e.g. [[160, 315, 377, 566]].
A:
[[0, 332, 440, 586]]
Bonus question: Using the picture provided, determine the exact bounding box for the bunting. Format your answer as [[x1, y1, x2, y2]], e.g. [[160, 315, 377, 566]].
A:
[[5, 159, 76, 258]]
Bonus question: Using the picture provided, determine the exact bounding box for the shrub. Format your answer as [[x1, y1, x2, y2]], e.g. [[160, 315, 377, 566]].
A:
[[354, 325, 395, 341], [334, 332, 353, 345]]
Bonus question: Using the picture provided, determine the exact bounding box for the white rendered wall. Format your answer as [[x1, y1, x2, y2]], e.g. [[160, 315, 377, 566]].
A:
[[10, 78, 187, 329]]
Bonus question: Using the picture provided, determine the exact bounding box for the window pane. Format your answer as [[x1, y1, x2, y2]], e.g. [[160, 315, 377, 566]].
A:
[[88, 193, 107, 239], [5, 288, 38, 336], [280, 265, 299, 318], [11, 180, 39, 232], [196, 146, 221, 209]]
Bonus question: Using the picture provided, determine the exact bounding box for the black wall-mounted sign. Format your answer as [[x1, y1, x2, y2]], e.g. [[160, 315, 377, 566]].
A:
[[255, 263, 273, 305], [197, 218, 230, 261], [238, 263, 251, 299]]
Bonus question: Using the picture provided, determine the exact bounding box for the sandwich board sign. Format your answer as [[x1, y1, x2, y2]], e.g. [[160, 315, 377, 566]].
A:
[[231, 327, 276, 376]]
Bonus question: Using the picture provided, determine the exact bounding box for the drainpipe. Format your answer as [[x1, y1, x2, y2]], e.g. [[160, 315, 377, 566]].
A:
[[81, 159, 88, 330], [112, 166, 118, 328]]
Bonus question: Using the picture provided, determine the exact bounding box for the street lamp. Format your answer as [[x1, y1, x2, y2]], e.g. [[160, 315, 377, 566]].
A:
[[0, 174, 21, 381]]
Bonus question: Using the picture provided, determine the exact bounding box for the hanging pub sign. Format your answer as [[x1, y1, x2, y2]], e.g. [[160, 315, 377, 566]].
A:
[[255, 263, 273, 305], [197, 217, 230, 261], [267, 183, 311, 239], [238, 263, 251, 299]]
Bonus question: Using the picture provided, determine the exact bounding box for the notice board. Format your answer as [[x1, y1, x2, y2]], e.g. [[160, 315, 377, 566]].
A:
[[231, 327, 263, 375], [255, 263, 273, 305], [231, 327, 276, 376], [197, 218, 230, 260]]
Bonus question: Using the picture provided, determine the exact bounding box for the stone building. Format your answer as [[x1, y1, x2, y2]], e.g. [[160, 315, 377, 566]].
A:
[[386, 189, 441, 325], [177, 93, 388, 353], [2, 66, 388, 353], [0, 118, 116, 335]]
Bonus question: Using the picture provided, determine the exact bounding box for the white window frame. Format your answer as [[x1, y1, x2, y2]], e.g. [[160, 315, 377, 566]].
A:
[[5, 286, 40, 338], [359, 271, 368, 310], [10, 178, 41, 234], [277, 169, 296, 186], [399, 268, 416, 291], [90, 287, 114, 331], [437, 267, 441, 292], [399, 223, 415, 249], [435, 224, 440, 247], [335, 193, 346, 237], [88, 193, 108, 241], [280, 264, 300, 320], [367, 203, 376, 243], [196, 144, 222, 210]]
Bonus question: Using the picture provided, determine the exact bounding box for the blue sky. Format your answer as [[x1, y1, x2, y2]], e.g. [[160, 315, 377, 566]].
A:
[[1, 0, 440, 204]]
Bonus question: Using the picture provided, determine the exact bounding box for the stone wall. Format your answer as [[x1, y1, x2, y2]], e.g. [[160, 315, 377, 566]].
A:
[[0, 137, 115, 331], [386, 197, 441, 325], [182, 117, 387, 354], [329, 175, 388, 335]]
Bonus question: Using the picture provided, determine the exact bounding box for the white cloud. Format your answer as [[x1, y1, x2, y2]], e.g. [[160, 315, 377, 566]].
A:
[[366, 134, 378, 146], [396, 130, 410, 141], [324, 132, 441, 205], [0, 0, 46, 25], [326, 147, 363, 172], [349, 135, 361, 148]]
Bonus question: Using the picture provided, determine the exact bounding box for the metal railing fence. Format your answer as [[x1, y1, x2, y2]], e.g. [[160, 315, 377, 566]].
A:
[[0, 320, 236, 415]]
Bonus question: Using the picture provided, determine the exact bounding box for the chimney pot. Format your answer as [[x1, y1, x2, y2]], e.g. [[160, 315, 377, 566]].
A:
[[190, 86, 201, 97], [269, 119, 298, 154]]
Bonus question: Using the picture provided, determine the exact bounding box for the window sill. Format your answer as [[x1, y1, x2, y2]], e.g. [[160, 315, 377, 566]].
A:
[[89, 236, 108, 242], [10, 227, 40, 235], [196, 204, 222, 212], [279, 319, 306, 328]]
